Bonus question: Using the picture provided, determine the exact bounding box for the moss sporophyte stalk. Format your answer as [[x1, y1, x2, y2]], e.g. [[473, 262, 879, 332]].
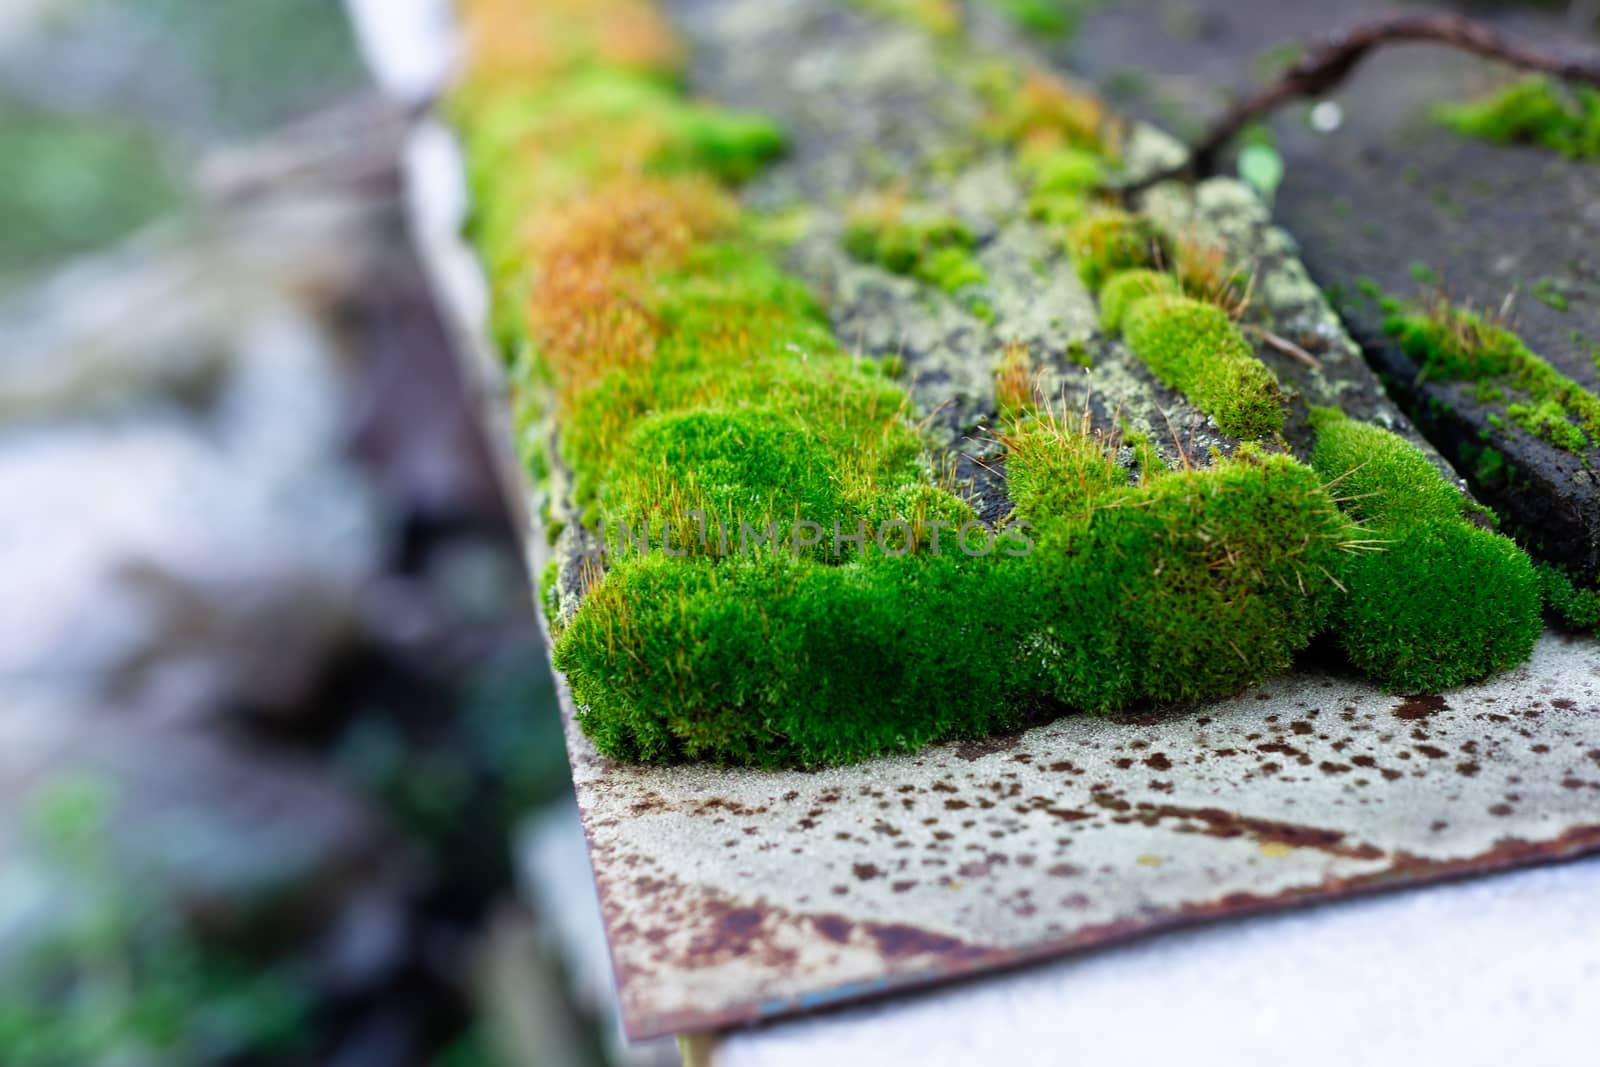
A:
[[457, 0, 1552, 767]]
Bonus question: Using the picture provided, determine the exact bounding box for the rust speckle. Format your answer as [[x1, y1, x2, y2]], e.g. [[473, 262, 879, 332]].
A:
[[1132, 803, 1384, 860], [1395, 694, 1449, 721], [864, 923, 975, 959]]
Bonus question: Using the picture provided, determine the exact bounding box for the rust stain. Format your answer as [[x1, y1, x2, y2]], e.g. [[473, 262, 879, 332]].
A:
[[1125, 803, 1385, 860]]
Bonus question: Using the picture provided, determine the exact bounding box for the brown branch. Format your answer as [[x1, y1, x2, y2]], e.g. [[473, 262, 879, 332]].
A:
[[1123, 12, 1600, 191]]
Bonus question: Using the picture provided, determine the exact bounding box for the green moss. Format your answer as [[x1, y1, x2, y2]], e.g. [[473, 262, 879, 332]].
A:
[[558, 424, 1357, 766], [1019, 143, 1104, 195], [1537, 561, 1600, 635], [539, 558, 560, 618], [920, 243, 988, 292], [468, 0, 1549, 768], [981, 0, 1090, 39], [1436, 75, 1600, 160], [1028, 191, 1089, 226], [1507, 397, 1590, 452], [1532, 277, 1569, 311], [1308, 414, 1466, 528], [1331, 522, 1541, 692], [1385, 300, 1600, 455], [1012, 440, 1348, 712], [1098, 268, 1182, 334], [1474, 444, 1508, 486], [1122, 296, 1285, 438], [844, 203, 987, 293], [1311, 414, 1541, 692], [1065, 209, 1171, 291]]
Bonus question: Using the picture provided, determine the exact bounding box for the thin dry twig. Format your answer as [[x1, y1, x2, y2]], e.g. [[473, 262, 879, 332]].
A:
[[1243, 324, 1324, 370]]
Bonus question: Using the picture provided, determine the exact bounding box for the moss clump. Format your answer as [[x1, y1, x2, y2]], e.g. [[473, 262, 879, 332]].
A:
[[1007, 422, 1350, 712], [1065, 209, 1170, 291], [1306, 411, 1465, 528], [1436, 75, 1600, 161], [1121, 295, 1285, 439], [1312, 414, 1541, 692], [554, 550, 1029, 765], [844, 199, 987, 294], [559, 414, 1357, 765], [1537, 561, 1600, 635], [1329, 522, 1541, 692], [1385, 298, 1600, 455], [1098, 268, 1182, 334]]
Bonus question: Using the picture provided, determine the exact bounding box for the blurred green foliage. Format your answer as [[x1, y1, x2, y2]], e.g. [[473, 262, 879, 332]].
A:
[[0, 778, 313, 1067]]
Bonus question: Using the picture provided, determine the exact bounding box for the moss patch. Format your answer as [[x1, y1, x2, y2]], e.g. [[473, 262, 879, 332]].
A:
[[1065, 209, 1170, 291], [1537, 561, 1600, 635], [1098, 268, 1181, 334], [1121, 295, 1285, 439], [1385, 298, 1600, 456], [1311, 414, 1541, 692], [1436, 75, 1600, 161], [844, 198, 987, 295], [460, 0, 1548, 767]]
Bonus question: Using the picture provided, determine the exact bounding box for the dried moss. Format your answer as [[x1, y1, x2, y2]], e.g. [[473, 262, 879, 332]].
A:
[[1121, 295, 1285, 439]]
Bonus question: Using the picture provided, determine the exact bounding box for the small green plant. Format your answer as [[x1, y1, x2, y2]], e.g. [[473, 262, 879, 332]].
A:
[[1531, 277, 1569, 311], [1436, 75, 1600, 160], [1120, 294, 1285, 438]]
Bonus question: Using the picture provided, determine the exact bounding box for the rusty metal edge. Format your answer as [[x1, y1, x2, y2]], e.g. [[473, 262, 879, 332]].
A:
[[605, 798, 1600, 1041]]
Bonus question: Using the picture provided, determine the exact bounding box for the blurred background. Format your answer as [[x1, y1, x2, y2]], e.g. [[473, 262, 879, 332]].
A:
[[0, 1, 661, 1064]]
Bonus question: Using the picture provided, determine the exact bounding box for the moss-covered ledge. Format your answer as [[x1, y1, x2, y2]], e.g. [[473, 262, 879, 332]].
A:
[[456, 0, 1549, 767]]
